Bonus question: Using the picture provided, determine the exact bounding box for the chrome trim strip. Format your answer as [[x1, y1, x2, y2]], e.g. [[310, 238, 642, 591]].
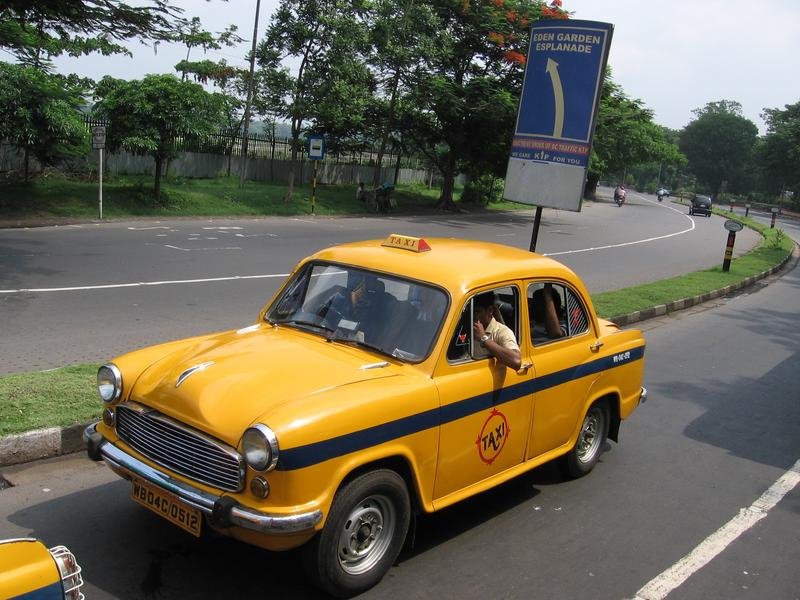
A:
[[176, 361, 215, 387], [86, 425, 322, 535], [99, 363, 123, 402], [360, 361, 389, 370]]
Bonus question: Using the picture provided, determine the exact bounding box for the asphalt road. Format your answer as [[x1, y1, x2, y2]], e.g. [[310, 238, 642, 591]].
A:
[[0, 190, 760, 373], [1, 192, 798, 599], [0, 222, 797, 599]]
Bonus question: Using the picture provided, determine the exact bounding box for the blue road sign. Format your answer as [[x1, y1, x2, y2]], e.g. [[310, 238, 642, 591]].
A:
[[504, 19, 613, 211]]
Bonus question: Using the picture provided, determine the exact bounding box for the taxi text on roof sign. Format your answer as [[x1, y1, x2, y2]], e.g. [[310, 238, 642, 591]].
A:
[[381, 234, 431, 253]]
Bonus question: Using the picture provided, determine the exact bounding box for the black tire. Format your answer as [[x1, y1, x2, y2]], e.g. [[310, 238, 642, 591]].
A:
[[561, 401, 610, 478], [689, 208, 693, 215], [303, 469, 411, 598]]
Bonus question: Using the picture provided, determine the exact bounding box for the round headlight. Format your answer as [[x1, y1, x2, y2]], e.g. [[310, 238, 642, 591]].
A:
[[242, 424, 279, 472], [97, 364, 122, 402]]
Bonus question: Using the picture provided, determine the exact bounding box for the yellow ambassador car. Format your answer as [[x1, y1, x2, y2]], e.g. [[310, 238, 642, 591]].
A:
[[85, 235, 647, 597]]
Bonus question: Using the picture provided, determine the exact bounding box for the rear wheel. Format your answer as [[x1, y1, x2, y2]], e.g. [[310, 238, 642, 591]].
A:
[[303, 469, 411, 598], [562, 401, 609, 478]]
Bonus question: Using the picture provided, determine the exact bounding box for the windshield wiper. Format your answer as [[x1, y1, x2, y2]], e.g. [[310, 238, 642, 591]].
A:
[[283, 319, 334, 333], [327, 333, 396, 359]]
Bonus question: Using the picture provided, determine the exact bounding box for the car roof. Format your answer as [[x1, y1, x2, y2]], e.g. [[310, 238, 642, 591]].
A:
[[307, 237, 579, 294]]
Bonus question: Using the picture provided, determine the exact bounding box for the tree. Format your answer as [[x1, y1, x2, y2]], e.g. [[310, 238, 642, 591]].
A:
[[0, 63, 89, 181], [758, 100, 800, 204], [586, 76, 684, 197], [93, 74, 227, 200], [171, 17, 243, 82], [1, 1, 185, 181], [0, 1, 183, 70], [363, 0, 439, 187], [256, 0, 373, 201], [398, 0, 563, 209], [679, 100, 758, 196]]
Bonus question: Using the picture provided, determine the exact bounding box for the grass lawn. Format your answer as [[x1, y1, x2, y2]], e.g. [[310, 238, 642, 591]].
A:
[[0, 179, 795, 437], [0, 173, 524, 219]]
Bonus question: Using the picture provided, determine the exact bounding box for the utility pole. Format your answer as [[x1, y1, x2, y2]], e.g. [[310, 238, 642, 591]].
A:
[[238, 0, 261, 189]]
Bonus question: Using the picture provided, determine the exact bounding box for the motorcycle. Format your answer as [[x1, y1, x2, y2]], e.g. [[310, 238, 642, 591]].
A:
[[614, 186, 627, 206]]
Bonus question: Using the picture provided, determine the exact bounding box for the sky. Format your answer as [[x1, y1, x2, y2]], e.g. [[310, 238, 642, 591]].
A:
[[49, 0, 800, 135]]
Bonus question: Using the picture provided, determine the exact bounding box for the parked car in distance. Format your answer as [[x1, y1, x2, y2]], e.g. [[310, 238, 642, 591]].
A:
[[0, 538, 85, 599], [85, 234, 648, 598], [690, 194, 713, 217]]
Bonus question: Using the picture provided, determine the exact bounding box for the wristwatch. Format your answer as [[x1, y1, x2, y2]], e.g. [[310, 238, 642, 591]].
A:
[[479, 334, 490, 346]]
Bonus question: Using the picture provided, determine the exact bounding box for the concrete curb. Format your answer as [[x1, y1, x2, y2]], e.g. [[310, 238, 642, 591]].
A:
[[608, 242, 797, 327], [1, 242, 797, 470]]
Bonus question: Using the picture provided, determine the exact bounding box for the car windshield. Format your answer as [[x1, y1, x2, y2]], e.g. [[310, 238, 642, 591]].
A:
[[266, 263, 448, 362]]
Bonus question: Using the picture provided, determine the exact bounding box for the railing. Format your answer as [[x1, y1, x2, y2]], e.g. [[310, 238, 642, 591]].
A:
[[82, 117, 425, 170]]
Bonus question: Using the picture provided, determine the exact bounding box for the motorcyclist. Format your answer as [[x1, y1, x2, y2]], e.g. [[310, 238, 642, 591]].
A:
[[614, 184, 627, 206]]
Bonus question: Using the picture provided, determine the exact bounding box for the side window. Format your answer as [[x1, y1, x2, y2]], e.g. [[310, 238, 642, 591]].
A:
[[527, 282, 589, 345], [447, 286, 519, 363]]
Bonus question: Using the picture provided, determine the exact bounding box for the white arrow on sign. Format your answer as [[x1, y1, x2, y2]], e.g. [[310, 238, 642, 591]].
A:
[[545, 58, 565, 139]]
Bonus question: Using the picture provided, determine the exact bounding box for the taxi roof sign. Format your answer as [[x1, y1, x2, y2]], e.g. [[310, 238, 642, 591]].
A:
[[381, 234, 431, 252]]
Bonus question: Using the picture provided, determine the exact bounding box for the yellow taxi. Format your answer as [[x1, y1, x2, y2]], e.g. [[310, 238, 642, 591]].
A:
[[85, 234, 647, 597], [0, 538, 85, 599]]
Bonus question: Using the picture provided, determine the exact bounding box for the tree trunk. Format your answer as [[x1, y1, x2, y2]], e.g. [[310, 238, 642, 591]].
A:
[[583, 173, 599, 199], [23, 144, 30, 182], [154, 157, 163, 202], [434, 154, 459, 211], [285, 117, 302, 202], [393, 148, 402, 186], [373, 71, 401, 188], [285, 149, 297, 203]]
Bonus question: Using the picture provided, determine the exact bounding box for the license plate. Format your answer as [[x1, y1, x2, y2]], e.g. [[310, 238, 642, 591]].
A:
[[131, 478, 202, 537]]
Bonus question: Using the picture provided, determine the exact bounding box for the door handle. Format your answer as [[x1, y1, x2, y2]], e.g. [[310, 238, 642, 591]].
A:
[[589, 341, 604, 351], [517, 362, 533, 373]]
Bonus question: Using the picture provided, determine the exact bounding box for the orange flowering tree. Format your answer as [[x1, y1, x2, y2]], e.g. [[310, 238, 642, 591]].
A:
[[396, 0, 570, 209]]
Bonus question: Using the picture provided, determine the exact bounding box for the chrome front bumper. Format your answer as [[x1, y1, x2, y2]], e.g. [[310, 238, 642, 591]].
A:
[[84, 423, 322, 535], [639, 386, 648, 403]]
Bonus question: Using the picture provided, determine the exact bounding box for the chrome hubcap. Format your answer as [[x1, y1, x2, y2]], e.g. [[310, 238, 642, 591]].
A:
[[337, 494, 395, 575], [577, 407, 603, 463]]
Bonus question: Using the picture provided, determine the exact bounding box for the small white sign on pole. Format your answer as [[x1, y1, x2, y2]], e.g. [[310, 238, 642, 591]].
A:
[[92, 126, 106, 219]]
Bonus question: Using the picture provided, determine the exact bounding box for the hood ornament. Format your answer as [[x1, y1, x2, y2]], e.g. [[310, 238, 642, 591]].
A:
[[175, 361, 215, 387]]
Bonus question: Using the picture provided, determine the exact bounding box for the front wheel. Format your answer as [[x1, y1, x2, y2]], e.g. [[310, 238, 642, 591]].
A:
[[303, 470, 411, 598], [561, 401, 609, 478]]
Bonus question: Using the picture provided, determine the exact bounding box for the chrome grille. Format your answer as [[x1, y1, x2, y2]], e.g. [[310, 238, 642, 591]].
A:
[[116, 403, 245, 492]]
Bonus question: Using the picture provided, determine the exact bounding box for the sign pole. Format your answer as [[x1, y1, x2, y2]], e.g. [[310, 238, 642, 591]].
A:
[[98, 147, 104, 220], [529, 206, 543, 252], [312, 159, 317, 215], [722, 219, 743, 272], [92, 124, 107, 220]]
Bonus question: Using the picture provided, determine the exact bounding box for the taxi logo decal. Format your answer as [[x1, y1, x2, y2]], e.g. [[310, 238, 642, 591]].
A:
[[476, 408, 510, 465]]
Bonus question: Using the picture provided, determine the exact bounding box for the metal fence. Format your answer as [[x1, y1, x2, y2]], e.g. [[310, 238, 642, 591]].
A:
[[82, 117, 427, 170]]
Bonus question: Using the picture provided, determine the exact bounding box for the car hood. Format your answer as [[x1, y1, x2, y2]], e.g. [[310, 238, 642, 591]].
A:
[[127, 324, 401, 446]]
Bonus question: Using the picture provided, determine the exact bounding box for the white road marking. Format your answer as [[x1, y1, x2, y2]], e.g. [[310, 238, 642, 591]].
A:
[[630, 458, 800, 600], [163, 244, 241, 251], [546, 195, 695, 257], [127, 226, 171, 230], [0, 273, 290, 294]]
